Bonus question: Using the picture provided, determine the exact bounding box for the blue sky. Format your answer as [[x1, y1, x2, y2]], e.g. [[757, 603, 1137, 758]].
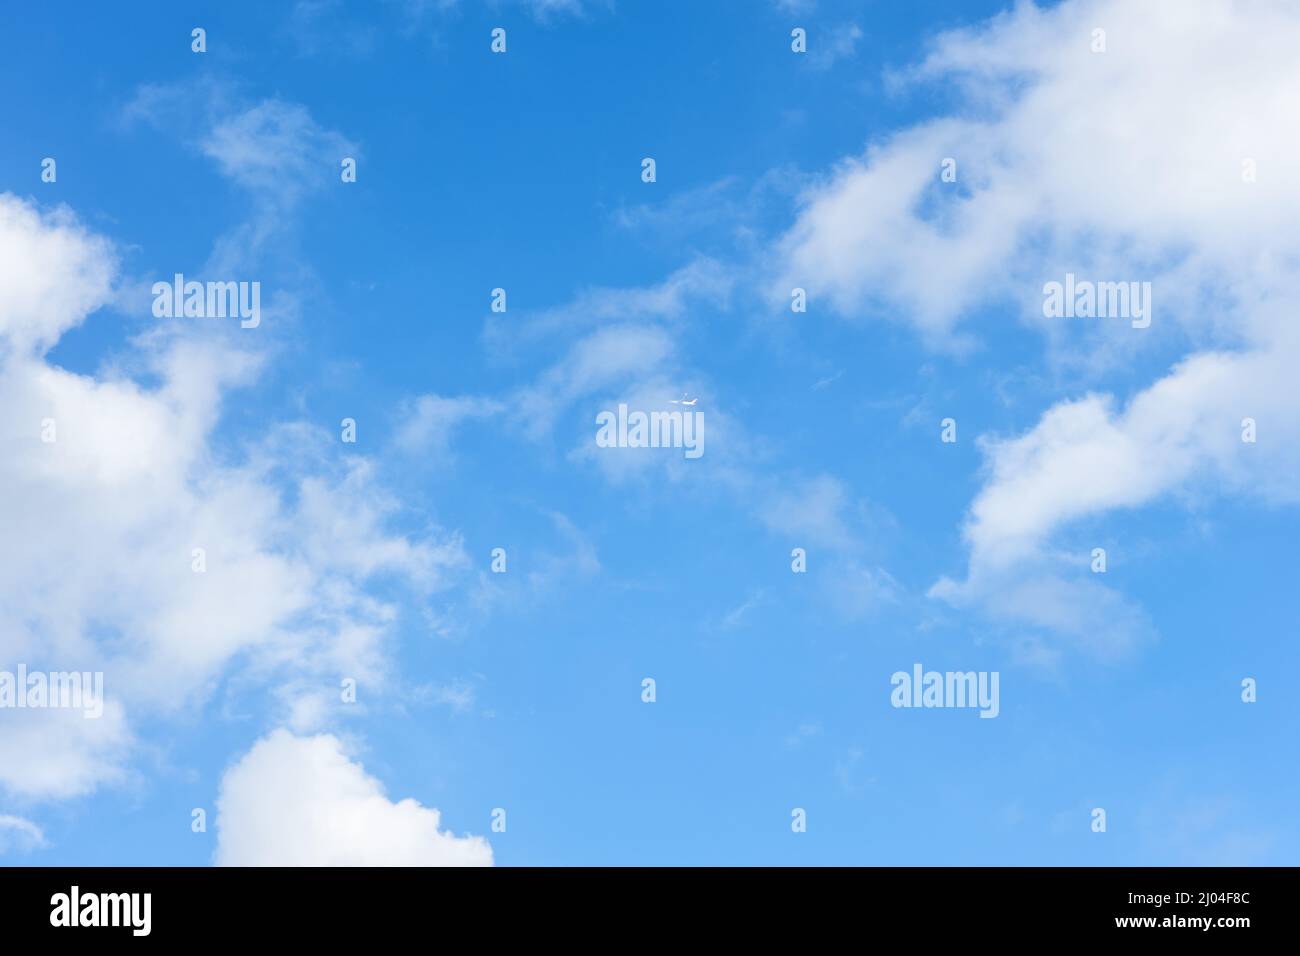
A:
[[0, 0, 1296, 866]]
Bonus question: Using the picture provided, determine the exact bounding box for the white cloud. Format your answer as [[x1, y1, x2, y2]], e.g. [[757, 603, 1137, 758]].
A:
[[959, 348, 1300, 577], [808, 23, 863, 71], [930, 339, 1296, 658], [215, 729, 492, 866], [0, 196, 116, 354], [394, 394, 505, 459], [476, 259, 747, 487], [0, 189, 464, 797], [720, 591, 764, 630], [825, 563, 901, 619], [485, 258, 732, 357], [430, 680, 476, 714], [771, 0, 1300, 651], [755, 478, 901, 619], [0, 815, 47, 854], [0, 705, 132, 800], [477, 272, 898, 627], [776, 0, 1300, 348], [611, 171, 804, 252], [758, 474, 859, 551], [514, 323, 677, 440], [468, 509, 601, 615], [123, 83, 356, 278], [200, 99, 354, 206]]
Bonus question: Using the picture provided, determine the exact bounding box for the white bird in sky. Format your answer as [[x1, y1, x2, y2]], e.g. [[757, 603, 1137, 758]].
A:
[[670, 393, 698, 406]]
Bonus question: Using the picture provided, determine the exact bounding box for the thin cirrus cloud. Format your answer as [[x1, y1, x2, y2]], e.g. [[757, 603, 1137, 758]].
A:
[[0, 815, 47, 854]]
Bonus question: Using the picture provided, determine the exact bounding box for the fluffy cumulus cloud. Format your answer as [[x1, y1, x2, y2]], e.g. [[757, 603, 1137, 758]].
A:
[[214, 729, 492, 866], [776, 0, 1300, 345], [0, 197, 116, 354], [0, 88, 493, 856], [772, 0, 1300, 653], [0, 188, 465, 801]]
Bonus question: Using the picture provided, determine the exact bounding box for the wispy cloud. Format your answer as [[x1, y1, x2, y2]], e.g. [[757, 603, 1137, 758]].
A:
[[0, 815, 47, 854]]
